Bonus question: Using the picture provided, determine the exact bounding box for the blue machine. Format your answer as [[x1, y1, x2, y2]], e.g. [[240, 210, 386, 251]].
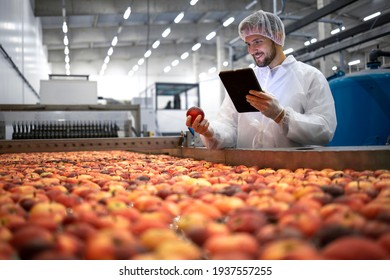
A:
[[328, 68, 390, 146]]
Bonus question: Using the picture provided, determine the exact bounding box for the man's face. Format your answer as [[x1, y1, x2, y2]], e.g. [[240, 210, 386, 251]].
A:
[[245, 34, 276, 67]]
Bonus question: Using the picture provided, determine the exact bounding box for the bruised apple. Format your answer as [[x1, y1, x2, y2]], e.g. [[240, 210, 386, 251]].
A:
[[186, 106, 205, 125]]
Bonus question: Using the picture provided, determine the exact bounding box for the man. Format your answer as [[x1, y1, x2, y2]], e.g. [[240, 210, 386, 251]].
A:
[[186, 10, 337, 149]]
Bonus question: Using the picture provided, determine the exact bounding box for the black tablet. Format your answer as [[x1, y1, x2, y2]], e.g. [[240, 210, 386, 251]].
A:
[[219, 68, 262, 113]]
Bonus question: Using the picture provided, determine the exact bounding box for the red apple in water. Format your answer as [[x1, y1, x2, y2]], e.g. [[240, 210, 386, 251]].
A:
[[186, 106, 205, 125]]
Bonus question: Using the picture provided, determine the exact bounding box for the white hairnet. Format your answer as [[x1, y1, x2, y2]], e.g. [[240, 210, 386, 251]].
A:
[[238, 10, 285, 46]]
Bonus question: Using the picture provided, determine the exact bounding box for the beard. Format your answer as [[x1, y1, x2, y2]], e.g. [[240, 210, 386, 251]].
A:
[[253, 42, 276, 67]]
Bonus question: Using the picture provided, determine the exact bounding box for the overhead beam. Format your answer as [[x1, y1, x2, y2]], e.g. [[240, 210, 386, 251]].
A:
[[284, 0, 359, 34], [296, 23, 390, 63], [293, 11, 390, 57]]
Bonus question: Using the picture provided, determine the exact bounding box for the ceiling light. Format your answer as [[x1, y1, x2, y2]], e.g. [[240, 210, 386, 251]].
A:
[[304, 40, 310, 46], [65, 55, 70, 63], [310, 38, 317, 44], [62, 22, 68, 33], [104, 56, 110, 64], [132, 65, 139, 71], [66, 69, 70, 75], [199, 72, 207, 79], [144, 50, 152, 58], [138, 58, 145, 65], [117, 26, 123, 34], [164, 66, 171, 73], [181, 52, 189, 60], [208, 67, 216, 74], [101, 64, 107, 71], [245, 0, 258, 10], [363, 12, 381, 21], [192, 43, 201, 51], [162, 27, 171, 38], [64, 46, 69, 55], [128, 70, 134, 76], [190, 0, 199, 6], [206, 31, 216, 41], [152, 40, 160, 49], [63, 35, 69, 46], [330, 28, 341, 35], [171, 59, 179, 67], [223, 17, 235, 27], [174, 12, 185, 24], [332, 66, 338, 71], [65, 63, 70, 70], [123, 7, 131, 20], [223, 61, 229, 67], [283, 48, 294, 55], [107, 47, 114, 56], [111, 36, 118, 46], [348, 59, 360, 66]]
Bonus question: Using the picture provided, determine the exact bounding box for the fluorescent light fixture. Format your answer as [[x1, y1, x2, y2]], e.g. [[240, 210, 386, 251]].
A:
[[330, 28, 341, 35], [223, 61, 229, 67], [123, 7, 131, 20], [99, 70, 104, 76], [138, 58, 145, 65], [174, 12, 184, 23], [144, 50, 152, 58], [104, 56, 110, 64], [64, 46, 69, 55], [162, 27, 171, 38], [107, 47, 114, 56], [208, 67, 216, 74], [66, 69, 70, 75], [65, 63, 70, 70], [132, 65, 139, 71], [332, 66, 338, 71], [190, 0, 199, 6], [304, 40, 310, 46], [171, 59, 179, 67], [111, 36, 118, 46], [283, 48, 294, 55], [348, 59, 360, 66], [181, 52, 189, 60], [128, 70, 134, 76], [62, 8, 66, 18], [363, 12, 380, 21], [101, 64, 107, 71], [310, 38, 317, 44], [164, 66, 171, 73], [63, 35, 69, 46], [117, 26, 123, 34], [62, 22, 68, 33], [199, 72, 207, 79], [152, 40, 160, 49], [223, 17, 235, 27], [245, 0, 257, 10], [192, 43, 201, 51], [65, 55, 70, 63], [206, 31, 216, 41]]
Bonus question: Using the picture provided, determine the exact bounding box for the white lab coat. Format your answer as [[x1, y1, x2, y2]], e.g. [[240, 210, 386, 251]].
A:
[[201, 55, 337, 149]]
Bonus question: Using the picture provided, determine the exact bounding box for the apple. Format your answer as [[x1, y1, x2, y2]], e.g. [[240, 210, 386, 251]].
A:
[[10, 225, 55, 259], [259, 238, 322, 260], [322, 236, 389, 260], [204, 232, 260, 259], [186, 106, 205, 125], [85, 228, 144, 260]]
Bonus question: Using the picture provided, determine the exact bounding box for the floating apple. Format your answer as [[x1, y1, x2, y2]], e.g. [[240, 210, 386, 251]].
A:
[[186, 106, 205, 125]]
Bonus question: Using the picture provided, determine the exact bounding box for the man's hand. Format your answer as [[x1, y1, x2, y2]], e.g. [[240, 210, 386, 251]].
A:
[[246, 90, 284, 122], [186, 115, 214, 138]]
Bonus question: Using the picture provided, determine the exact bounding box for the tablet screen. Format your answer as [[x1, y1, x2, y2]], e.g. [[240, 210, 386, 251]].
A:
[[219, 68, 262, 113]]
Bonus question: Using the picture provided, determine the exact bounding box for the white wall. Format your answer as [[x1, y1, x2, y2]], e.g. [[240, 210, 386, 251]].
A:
[[0, 0, 49, 104]]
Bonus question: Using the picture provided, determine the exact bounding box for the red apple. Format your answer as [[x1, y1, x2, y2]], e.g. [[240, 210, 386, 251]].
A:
[[186, 106, 205, 125]]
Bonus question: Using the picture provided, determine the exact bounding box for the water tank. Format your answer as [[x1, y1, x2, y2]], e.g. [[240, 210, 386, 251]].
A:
[[328, 68, 390, 146]]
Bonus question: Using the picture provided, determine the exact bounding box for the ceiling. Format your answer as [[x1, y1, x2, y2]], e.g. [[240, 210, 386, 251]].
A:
[[33, 0, 390, 78]]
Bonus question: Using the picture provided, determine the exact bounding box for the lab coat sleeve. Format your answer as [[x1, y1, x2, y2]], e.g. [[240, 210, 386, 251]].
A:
[[200, 95, 238, 149], [283, 72, 337, 146]]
